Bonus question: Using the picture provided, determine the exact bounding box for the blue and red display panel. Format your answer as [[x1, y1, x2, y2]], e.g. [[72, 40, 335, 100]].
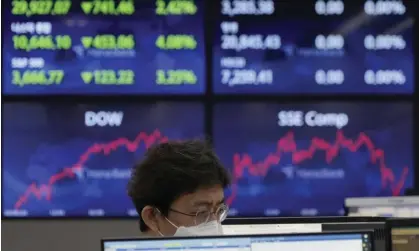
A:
[[212, 0, 414, 94], [213, 102, 413, 217], [2, 0, 205, 95], [2, 102, 204, 218]]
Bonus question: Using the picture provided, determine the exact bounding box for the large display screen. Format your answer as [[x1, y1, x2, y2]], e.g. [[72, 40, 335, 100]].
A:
[[2, 0, 205, 95], [212, 0, 414, 94], [213, 102, 413, 217], [2, 102, 204, 217]]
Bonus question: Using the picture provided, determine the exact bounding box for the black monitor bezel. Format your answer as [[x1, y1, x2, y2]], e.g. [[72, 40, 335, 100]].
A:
[[223, 216, 386, 225], [386, 218, 419, 228], [101, 231, 374, 251]]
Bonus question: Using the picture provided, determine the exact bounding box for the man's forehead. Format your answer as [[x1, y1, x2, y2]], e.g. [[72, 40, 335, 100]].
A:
[[191, 199, 224, 206], [188, 188, 224, 206]]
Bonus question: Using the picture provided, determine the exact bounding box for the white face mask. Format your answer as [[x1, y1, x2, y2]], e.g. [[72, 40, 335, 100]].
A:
[[173, 220, 224, 236], [159, 219, 224, 236]]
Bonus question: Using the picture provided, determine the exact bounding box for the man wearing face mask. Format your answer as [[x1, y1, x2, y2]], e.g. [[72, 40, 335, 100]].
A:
[[128, 140, 231, 237]]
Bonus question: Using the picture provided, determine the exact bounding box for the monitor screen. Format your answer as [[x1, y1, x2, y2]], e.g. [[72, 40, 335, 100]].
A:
[[392, 227, 419, 251], [103, 232, 373, 251], [222, 217, 385, 251], [223, 223, 323, 235], [345, 196, 419, 217], [212, 0, 414, 94], [2, 102, 204, 218], [2, 0, 205, 95], [222, 216, 381, 235], [213, 102, 413, 217]]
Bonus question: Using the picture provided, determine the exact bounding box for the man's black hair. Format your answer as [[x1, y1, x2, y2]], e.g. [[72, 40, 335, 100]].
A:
[[128, 139, 231, 232]]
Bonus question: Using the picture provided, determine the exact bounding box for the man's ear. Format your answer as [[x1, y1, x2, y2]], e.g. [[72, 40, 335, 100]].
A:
[[141, 206, 160, 232]]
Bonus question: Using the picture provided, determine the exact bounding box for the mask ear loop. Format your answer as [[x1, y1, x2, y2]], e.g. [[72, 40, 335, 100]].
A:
[[155, 208, 180, 228], [154, 208, 179, 236], [153, 208, 165, 236]]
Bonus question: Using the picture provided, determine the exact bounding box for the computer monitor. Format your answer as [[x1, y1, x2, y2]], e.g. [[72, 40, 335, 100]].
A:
[[345, 196, 419, 217], [387, 218, 419, 251], [102, 231, 374, 251], [222, 217, 386, 251]]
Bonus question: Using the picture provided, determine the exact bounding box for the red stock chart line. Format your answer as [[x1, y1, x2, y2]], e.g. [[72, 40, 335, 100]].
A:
[[226, 130, 410, 205], [14, 129, 168, 209]]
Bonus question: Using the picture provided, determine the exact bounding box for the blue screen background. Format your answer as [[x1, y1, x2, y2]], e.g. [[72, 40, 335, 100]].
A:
[[212, 0, 414, 94], [213, 102, 413, 217], [2, 102, 204, 217], [2, 0, 205, 95]]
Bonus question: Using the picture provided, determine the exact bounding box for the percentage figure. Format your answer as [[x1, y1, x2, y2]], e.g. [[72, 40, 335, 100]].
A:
[[156, 69, 198, 85], [364, 0, 406, 15], [364, 70, 406, 85], [156, 0, 197, 15], [364, 35, 406, 50], [155, 35, 197, 50]]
